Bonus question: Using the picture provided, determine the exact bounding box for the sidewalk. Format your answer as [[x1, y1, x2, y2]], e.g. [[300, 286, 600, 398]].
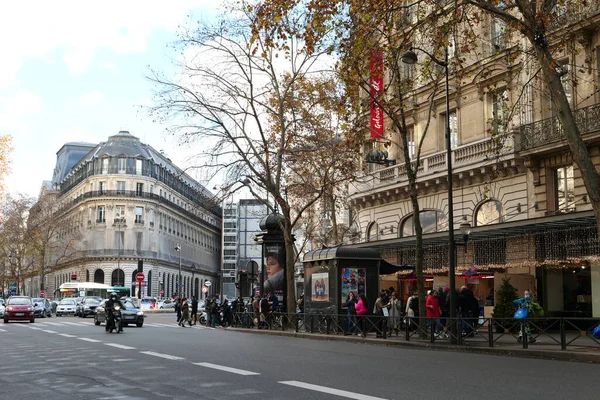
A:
[[228, 325, 600, 364]]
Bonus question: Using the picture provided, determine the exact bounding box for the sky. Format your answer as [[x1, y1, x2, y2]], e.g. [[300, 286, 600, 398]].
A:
[[0, 1, 223, 199]]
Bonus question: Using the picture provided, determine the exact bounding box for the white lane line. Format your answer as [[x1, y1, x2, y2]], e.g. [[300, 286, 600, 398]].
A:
[[104, 343, 136, 350], [78, 337, 101, 343], [139, 351, 184, 361], [28, 327, 42, 330], [192, 362, 259, 376], [0, 328, 6, 332], [60, 321, 87, 326], [278, 381, 388, 400], [42, 322, 65, 326], [59, 333, 76, 338], [150, 323, 178, 328], [42, 329, 58, 334]]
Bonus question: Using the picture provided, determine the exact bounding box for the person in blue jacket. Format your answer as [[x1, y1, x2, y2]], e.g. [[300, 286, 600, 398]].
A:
[[513, 289, 540, 343]]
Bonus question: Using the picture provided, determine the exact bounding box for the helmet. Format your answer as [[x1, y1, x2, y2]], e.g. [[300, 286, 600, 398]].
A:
[[110, 292, 118, 300]]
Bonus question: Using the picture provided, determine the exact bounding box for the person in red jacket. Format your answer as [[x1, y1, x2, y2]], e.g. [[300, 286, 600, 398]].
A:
[[426, 289, 441, 336], [355, 294, 369, 337]]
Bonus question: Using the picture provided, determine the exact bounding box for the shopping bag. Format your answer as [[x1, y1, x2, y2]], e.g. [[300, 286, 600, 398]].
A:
[[593, 325, 600, 340], [513, 307, 528, 320], [382, 307, 389, 317]]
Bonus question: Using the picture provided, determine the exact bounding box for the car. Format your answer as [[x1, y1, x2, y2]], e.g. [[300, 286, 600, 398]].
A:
[[158, 298, 176, 309], [56, 298, 77, 316], [3, 296, 35, 323], [77, 297, 102, 318], [0, 300, 5, 317], [140, 297, 157, 310], [94, 299, 145, 328], [31, 298, 52, 318], [121, 297, 140, 309]]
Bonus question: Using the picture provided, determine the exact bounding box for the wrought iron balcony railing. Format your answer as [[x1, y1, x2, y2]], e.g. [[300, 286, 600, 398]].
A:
[[518, 102, 600, 152]]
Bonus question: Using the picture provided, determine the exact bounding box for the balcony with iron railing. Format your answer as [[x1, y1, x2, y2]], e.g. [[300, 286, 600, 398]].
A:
[[547, 3, 600, 31], [517, 102, 600, 154], [349, 135, 518, 198]]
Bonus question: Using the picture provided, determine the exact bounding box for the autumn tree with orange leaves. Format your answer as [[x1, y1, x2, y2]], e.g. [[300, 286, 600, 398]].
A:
[[149, 2, 361, 315]]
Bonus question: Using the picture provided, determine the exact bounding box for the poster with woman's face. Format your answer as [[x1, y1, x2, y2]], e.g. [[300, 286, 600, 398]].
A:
[[311, 272, 329, 302], [263, 244, 285, 304]]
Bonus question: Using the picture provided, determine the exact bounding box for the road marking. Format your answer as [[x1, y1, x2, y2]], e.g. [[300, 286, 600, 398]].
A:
[[104, 343, 136, 350], [278, 381, 388, 400], [42, 329, 58, 334], [192, 362, 260, 376], [78, 337, 101, 343], [139, 351, 184, 361], [42, 322, 64, 326], [59, 333, 76, 338], [150, 323, 178, 328], [0, 328, 5, 332], [60, 321, 88, 326]]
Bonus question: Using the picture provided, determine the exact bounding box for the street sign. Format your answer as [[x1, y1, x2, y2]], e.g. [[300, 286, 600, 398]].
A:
[[201, 286, 208, 293], [204, 280, 212, 287], [134, 281, 147, 287], [136, 273, 145, 282]]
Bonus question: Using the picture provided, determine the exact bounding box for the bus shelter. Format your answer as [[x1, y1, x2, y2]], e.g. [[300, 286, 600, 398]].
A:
[[302, 246, 410, 315]]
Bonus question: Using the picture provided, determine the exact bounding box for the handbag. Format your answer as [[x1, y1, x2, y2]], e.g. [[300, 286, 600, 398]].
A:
[[513, 307, 528, 320], [593, 325, 600, 340]]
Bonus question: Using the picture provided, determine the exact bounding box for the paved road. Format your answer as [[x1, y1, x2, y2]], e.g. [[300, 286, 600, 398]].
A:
[[1, 313, 599, 400]]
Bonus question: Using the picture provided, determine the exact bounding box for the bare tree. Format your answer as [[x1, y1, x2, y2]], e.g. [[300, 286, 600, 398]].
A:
[[148, 2, 360, 315]]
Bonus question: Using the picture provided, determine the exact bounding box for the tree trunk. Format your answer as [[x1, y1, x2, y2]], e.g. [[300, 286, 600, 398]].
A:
[[410, 186, 427, 338]]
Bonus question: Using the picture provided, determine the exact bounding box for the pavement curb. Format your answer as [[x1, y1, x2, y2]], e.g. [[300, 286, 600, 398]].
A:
[[229, 327, 600, 364]]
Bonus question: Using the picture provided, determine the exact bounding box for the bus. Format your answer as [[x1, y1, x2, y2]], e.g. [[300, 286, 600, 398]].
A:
[[58, 282, 113, 299]]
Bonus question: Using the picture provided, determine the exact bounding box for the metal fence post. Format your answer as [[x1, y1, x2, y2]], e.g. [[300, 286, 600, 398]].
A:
[[310, 315, 315, 333], [405, 318, 410, 341], [522, 322, 528, 349], [326, 316, 330, 335], [457, 317, 463, 345], [430, 319, 435, 343], [488, 318, 494, 348], [560, 318, 566, 350], [282, 314, 286, 331]]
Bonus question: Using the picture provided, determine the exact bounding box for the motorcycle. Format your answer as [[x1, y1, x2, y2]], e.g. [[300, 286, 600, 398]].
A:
[[106, 305, 123, 333]]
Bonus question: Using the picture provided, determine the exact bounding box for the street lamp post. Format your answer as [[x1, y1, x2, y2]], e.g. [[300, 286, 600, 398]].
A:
[[175, 244, 182, 297], [402, 46, 458, 335]]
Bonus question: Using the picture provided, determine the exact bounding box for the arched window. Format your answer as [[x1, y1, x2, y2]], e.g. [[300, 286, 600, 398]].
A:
[[94, 269, 104, 284], [111, 269, 125, 287], [475, 200, 503, 226], [131, 270, 138, 286], [401, 210, 448, 237], [366, 222, 379, 242], [166, 274, 171, 298], [194, 277, 199, 298], [86, 270, 90, 282]]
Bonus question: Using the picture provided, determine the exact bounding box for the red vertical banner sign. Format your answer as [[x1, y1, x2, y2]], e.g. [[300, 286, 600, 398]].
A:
[[370, 49, 384, 139]]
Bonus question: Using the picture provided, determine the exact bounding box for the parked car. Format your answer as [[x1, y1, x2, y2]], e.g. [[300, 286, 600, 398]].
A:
[[94, 299, 145, 327], [56, 298, 77, 316], [140, 297, 157, 310], [31, 298, 52, 318], [3, 296, 35, 323], [158, 298, 176, 309], [77, 297, 102, 318]]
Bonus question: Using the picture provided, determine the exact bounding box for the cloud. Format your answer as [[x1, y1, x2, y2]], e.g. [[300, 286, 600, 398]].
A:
[[80, 91, 105, 105], [99, 61, 118, 72], [0, 0, 219, 86], [0, 89, 42, 130]]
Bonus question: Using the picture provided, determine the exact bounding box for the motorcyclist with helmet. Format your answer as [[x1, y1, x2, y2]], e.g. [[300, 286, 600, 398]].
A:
[[105, 292, 124, 333]]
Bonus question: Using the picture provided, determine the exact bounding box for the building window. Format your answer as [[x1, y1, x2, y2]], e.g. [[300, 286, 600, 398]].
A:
[[559, 61, 572, 106], [491, 17, 506, 52], [136, 159, 142, 175], [116, 181, 125, 194], [366, 222, 378, 242], [555, 165, 575, 212], [118, 158, 126, 173], [111, 269, 125, 287], [475, 200, 503, 226], [407, 125, 415, 160], [490, 90, 508, 135], [115, 205, 125, 221], [97, 206, 105, 223], [135, 207, 144, 223], [99, 181, 105, 194], [136, 183, 143, 196], [442, 110, 459, 149], [401, 210, 448, 237], [102, 158, 109, 174], [519, 83, 534, 126], [94, 269, 104, 284]]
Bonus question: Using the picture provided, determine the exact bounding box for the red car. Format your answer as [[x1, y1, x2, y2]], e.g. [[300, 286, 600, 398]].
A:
[[3, 296, 35, 323]]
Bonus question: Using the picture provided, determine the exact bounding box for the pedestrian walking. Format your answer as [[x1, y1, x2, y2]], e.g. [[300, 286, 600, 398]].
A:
[[175, 297, 182, 324], [259, 293, 270, 329], [252, 295, 260, 328], [222, 299, 231, 327], [387, 291, 402, 336], [179, 298, 191, 327], [458, 286, 479, 337], [373, 291, 388, 338], [405, 292, 419, 331], [355, 293, 369, 337], [191, 296, 199, 325], [209, 296, 220, 328], [345, 291, 358, 336]]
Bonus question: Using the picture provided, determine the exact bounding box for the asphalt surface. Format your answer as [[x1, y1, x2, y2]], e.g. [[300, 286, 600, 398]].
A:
[[0, 313, 599, 400]]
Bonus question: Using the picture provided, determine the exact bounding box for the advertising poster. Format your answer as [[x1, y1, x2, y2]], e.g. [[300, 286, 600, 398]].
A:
[[263, 243, 286, 307], [311, 272, 329, 302], [341, 268, 366, 308]]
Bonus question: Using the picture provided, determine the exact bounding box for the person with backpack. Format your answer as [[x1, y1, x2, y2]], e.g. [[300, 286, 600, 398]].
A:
[[344, 291, 358, 336], [190, 296, 199, 325]]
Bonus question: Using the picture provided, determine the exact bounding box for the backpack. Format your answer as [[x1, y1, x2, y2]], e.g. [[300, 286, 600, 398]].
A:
[[409, 297, 418, 312]]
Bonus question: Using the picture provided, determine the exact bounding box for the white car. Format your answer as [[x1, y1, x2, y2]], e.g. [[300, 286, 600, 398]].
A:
[[56, 298, 77, 316]]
